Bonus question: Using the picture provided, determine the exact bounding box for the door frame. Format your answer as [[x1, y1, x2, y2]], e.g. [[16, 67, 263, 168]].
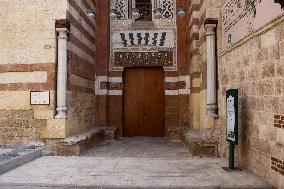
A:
[[122, 66, 166, 137]]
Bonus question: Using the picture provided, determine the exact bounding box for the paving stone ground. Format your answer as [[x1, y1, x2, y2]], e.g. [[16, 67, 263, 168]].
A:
[[0, 138, 274, 189], [0, 149, 13, 155], [82, 137, 191, 158]]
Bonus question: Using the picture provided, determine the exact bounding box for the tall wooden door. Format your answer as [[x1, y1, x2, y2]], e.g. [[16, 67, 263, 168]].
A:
[[123, 67, 165, 137]]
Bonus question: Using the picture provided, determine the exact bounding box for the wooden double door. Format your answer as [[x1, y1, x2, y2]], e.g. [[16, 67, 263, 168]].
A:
[[123, 67, 165, 137]]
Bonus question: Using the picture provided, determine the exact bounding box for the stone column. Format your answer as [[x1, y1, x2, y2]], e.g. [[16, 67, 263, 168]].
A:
[[205, 23, 218, 118], [55, 28, 69, 119]]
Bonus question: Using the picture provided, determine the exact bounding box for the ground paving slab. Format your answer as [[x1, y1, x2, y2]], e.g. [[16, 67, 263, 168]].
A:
[[82, 137, 191, 158], [0, 145, 43, 175], [0, 138, 274, 189]]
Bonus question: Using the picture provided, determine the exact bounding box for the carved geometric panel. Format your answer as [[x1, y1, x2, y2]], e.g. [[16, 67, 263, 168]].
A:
[[114, 0, 127, 20], [112, 30, 175, 48], [114, 51, 174, 67], [160, 0, 174, 19]]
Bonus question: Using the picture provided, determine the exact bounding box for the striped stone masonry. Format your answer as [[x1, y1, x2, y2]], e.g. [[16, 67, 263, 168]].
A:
[[67, 0, 96, 94], [95, 76, 191, 96], [188, 0, 201, 60], [0, 63, 55, 91]]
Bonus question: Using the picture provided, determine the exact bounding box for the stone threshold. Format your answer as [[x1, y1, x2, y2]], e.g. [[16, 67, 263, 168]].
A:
[[0, 183, 275, 189]]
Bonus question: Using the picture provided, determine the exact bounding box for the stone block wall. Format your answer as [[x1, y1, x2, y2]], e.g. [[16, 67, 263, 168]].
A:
[[216, 8, 284, 189], [65, 0, 97, 137], [0, 0, 68, 144], [188, 0, 283, 187], [0, 0, 98, 143], [188, 0, 225, 131]]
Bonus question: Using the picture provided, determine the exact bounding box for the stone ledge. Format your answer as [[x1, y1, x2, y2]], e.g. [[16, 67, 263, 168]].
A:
[[180, 130, 218, 157], [167, 127, 189, 142], [56, 127, 118, 156], [0, 145, 43, 175]]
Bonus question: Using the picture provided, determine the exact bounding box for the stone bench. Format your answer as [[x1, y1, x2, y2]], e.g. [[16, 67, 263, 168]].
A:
[[180, 130, 218, 157], [56, 126, 118, 156]]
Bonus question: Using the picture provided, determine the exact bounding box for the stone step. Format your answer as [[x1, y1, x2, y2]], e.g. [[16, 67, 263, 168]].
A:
[[56, 127, 118, 156], [180, 130, 218, 157], [0, 184, 276, 189], [0, 146, 43, 175]]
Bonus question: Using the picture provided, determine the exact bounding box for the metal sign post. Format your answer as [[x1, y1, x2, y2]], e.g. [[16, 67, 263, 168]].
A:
[[225, 89, 239, 170]]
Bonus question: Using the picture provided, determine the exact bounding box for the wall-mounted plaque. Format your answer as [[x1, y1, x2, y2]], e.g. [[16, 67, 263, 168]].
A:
[[30, 91, 50, 105]]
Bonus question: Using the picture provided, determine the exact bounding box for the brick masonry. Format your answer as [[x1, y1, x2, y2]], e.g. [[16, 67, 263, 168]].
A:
[[165, 81, 186, 90], [101, 82, 123, 90], [274, 115, 284, 129], [271, 156, 284, 176]]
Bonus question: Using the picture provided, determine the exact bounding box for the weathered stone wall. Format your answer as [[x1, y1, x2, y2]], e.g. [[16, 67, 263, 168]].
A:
[[0, 0, 98, 142], [211, 1, 284, 188], [217, 17, 284, 188], [188, 0, 284, 187], [65, 0, 97, 137], [0, 0, 67, 144], [188, 0, 225, 131]]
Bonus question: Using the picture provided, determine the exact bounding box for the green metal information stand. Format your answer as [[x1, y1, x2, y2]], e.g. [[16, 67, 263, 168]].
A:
[[225, 89, 238, 170]]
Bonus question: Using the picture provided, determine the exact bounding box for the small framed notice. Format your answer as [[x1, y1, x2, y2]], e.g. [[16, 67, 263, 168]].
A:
[[30, 91, 50, 105], [226, 89, 238, 144]]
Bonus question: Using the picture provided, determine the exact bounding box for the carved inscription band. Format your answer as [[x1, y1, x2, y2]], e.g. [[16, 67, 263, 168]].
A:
[[114, 51, 174, 67], [100, 81, 187, 91]]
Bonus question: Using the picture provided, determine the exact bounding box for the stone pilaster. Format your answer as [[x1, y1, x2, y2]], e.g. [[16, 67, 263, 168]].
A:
[[205, 23, 218, 118], [55, 28, 69, 119]]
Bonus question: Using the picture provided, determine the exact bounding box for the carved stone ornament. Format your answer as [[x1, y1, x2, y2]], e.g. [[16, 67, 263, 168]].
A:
[[275, 0, 284, 9], [114, 51, 174, 67], [55, 19, 70, 30]]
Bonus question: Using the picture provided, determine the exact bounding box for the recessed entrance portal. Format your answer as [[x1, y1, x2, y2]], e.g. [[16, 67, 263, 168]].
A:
[[123, 67, 165, 137]]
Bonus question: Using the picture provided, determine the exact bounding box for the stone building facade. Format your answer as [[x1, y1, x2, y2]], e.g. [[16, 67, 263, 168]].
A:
[[0, 0, 284, 188], [0, 0, 99, 144]]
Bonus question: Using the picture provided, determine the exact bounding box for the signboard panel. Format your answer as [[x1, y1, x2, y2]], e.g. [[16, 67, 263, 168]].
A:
[[226, 89, 238, 144], [222, 0, 284, 48], [30, 91, 50, 105]]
